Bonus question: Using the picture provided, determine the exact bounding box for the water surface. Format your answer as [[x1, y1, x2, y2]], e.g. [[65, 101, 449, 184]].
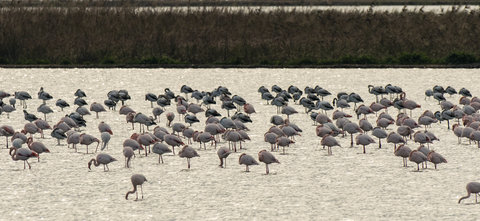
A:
[[0, 68, 478, 220]]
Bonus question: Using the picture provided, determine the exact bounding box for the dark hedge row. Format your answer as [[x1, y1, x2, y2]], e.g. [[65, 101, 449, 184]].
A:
[[0, 7, 479, 66]]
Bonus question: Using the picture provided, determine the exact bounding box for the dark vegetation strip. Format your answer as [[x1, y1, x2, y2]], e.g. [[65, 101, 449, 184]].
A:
[[3, 0, 480, 7], [0, 6, 480, 67]]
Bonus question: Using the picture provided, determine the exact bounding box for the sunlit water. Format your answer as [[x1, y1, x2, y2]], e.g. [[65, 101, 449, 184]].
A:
[[0, 68, 479, 220], [145, 5, 478, 13]]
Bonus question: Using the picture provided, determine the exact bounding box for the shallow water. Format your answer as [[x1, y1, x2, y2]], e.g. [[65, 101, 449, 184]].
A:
[[0, 68, 479, 220], [138, 5, 478, 13]]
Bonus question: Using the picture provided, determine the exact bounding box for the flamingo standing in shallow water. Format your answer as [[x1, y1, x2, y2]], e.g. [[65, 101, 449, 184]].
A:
[[123, 146, 135, 168], [217, 147, 231, 168], [152, 143, 171, 164], [80, 133, 100, 154], [164, 134, 184, 155], [9, 147, 38, 169], [258, 150, 280, 174], [178, 145, 199, 169], [26, 137, 49, 162], [125, 174, 147, 201], [239, 153, 258, 172], [459, 182, 480, 204], [88, 153, 117, 171], [409, 150, 427, 171]]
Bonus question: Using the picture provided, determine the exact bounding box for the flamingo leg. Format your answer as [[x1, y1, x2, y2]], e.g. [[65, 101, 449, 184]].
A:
[[266, 164, 269, 175], [350, 134, 354, 147]]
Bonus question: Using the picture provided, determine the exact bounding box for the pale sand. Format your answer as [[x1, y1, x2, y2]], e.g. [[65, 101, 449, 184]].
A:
[[0, 68, 478, 220]]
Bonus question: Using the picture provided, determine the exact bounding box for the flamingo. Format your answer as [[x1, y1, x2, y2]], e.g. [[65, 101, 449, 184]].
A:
[[152, 143, 171, 164], [0, 125, 15, 148], [458, 182, 480, 204], [239, 153, 258, 172], [394, 144, 412, 167], [244, 103, 256, 115], [166, 112, 175, 127], [178, 145, 199, 169], [79, 133, 100, 154], [372, 127, 387, 148], [258, 150, 280, 175], [163, 134, 184, 155], [26, 137, 49, 162], [409, 150, 427, 171], [276, 137, 294, 154], [67, 132, 80, 151], [87, 153, 117, 171], [355, 134, 375, 154], [123, 146, 135, 168], [427, 151, 447, 169], [34, 119, 51, 138], [100, 132, 111, 151], [37, 104, 53, 121], [56, 99, 70, 111], [125, 174, 147, 201], [9, 147, 38, 169], [321, 134, 340, 155], [343, 122, 363, 147], [217, 147, 231, 168]]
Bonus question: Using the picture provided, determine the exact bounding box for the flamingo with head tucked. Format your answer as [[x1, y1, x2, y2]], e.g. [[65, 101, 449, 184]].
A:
[[258, 150, 280, 174]]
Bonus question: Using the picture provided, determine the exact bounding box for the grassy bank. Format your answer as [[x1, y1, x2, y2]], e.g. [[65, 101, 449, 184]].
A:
[[0, 6, 479, 66]]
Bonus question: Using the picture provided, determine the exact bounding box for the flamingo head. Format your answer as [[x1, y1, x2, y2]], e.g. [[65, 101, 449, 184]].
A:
[[31, 151, 39, 158]]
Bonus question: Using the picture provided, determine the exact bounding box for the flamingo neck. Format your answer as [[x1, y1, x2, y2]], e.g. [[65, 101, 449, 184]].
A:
[[88, 159, 100, 168], [10, 148, 17, 160], [458, 192, 471, 203], [125, 185, 137, 200]]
